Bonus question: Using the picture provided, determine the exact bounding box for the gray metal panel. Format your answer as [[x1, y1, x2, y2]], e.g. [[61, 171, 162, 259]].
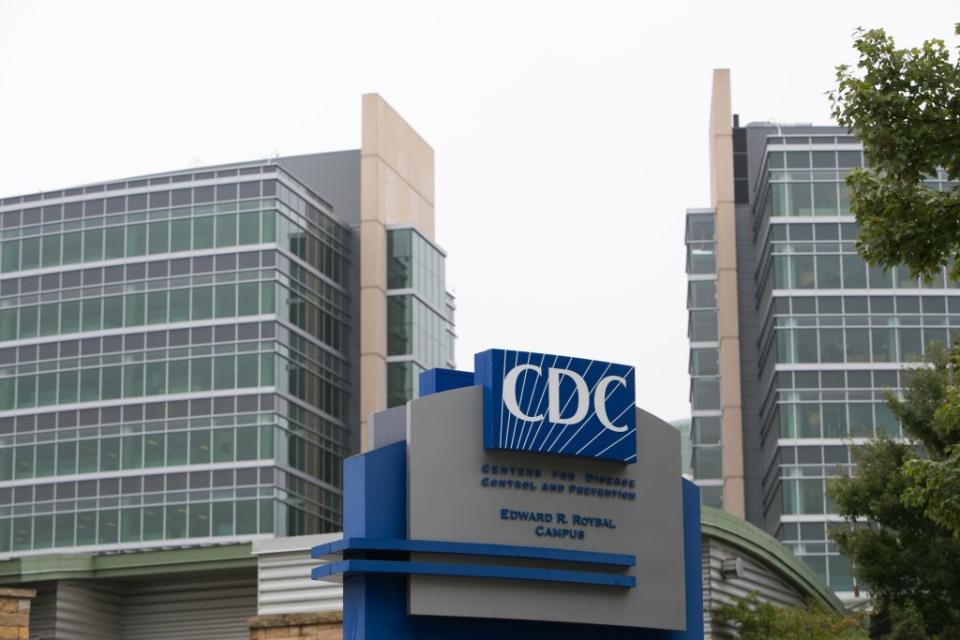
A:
[[122, 572, 256, 640], [276, 150, 361, 226], [27, 582, 56, 640], [56, 582, 123, 640], [405, 386, 686, 630], [735, 197, 766, 529], [252, 534, 344, 616], [702, 537, 808, 639], [366, 405, 407, 448]]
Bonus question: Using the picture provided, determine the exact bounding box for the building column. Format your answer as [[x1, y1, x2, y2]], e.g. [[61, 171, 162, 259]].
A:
[[709, 69, 746, 518], [0, 588, 35, 640], [358, 94, 436, 450]]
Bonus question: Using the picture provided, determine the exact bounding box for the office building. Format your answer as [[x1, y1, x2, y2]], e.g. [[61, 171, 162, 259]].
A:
[[685, 69, 960, 598], [0, 94, 454, 563]]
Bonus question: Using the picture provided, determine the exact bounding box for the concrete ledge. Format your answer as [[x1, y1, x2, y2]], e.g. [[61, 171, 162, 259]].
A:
[[0, 589, 34, 600], [247, 611, 343, 629]]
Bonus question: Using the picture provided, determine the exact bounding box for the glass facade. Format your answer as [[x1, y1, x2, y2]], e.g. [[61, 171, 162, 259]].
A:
[[685, 210, 722, 508], [0, 163, 356, 553], [385, 227, 456, 407], [686, 129, 960, 597], [755, 133, 957, 593]]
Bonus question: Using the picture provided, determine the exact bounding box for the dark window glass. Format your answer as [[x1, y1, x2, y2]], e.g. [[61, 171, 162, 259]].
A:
[[194, 186, 215, 203], [239, 182, 260, 199], [171, 189, 191, 206], [149, 191, 170, 208], [128, 193, 148, 211], [106, 196, 125, 214], [217, 184, 237, 200]]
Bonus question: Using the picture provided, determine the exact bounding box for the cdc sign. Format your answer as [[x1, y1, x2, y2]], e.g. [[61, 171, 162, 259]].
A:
[[475, 349, 637, 463]]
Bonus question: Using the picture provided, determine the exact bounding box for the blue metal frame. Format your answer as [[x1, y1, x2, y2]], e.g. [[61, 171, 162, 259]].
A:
[[313, 437, 705, 639], [314, 559, 636, 588], [312, 537, 635, 567]]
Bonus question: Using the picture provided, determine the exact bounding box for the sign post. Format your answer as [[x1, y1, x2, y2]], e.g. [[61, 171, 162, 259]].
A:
[[313, 349, 704, 639]]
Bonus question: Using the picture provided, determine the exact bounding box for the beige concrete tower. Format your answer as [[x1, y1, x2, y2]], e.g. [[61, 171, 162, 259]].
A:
[[708, 70, 746, 517], [359, 94, 436, 451]]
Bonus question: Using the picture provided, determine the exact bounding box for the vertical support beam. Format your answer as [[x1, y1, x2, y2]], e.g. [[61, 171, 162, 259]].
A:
[[709, 70, 745, 518], [359, 95, 436, 451]]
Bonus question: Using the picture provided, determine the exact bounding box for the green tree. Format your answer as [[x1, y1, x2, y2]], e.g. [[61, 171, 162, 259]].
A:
[[829, 26, 960, 638], [829, 347, 960, 638], [830, 25, 960, 282], [714, 592, 867, 640]]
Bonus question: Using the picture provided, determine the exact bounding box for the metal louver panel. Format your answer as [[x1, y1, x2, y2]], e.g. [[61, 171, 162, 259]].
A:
[[252, 534, 343, 615], [122, 572, 256, 640], [56, 582, 124, 640]]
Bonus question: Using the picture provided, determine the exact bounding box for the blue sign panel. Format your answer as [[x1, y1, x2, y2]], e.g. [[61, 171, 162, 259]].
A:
[[475, 349, 637, 463]]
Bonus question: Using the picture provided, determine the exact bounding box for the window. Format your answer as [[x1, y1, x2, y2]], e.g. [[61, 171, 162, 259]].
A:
[[848, 404, 874, 437], [21, 238, 39, 269], [169, 289, 190, 322], [189, 504, 210, 538], [57, 441, 77, 475], [61, 301, 80, 333], [170, 219, 191, 252], [125, 293, 145, 327], [100, 437, 120, 471], [842, 255, 867, 288], [168, 360, 189, 394], [82, 298, 101, 331], [191, 358, 211, 392], [148, 221, 169, 254], [690, 348, 718, 376], [192, 287, 213, 320], [103, 296, 123, 329], [237, 283, 259, 316], [121, 508, 141, 543], [214, 284, 236, 318], [102, 366, 122, 400], [691, 378, 720, 410], [216, 214, 237, 247], [190, 430, 211, 464], [236, 501, 257, 534], [788, 183, 812, 216], [212, 503, 233, 536], [237, 354, 259, 388], [816, 255, 841, 288], [1, 240, 19, 272], [145, 362, 166, 396], [122, 435, 142, 469], [845, 328, 871, 363], [147, 291, 167, 324], [237, 427, 258, 460], [812, 183, 837, 215], [165, 505, 187, 539], [127, 224, 146, 256], [62, 232, 82, 264], [239, 212, 259, 245], [19, 306, 38, 339], [40, 303, 59, 335], [214, 355, 235, 390], [41, 234, 60, 267], [167, 432, 188, 466], [794, 329, 818, 363], [103, 226, 124, 258], [194, 217, 214, 249], [123, 364, 144, 398], [688, 281, 716, 308], [213, 429, 234, 462]]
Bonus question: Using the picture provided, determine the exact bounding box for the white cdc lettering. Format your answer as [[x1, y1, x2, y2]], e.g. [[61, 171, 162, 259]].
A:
[[502, 365, 628, 433]]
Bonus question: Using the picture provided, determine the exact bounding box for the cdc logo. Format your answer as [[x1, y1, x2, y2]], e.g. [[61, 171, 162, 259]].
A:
[[475, 349, 637, 463]]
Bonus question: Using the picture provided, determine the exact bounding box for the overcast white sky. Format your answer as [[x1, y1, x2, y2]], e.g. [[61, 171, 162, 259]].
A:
[[0, 1, 956, 421]]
